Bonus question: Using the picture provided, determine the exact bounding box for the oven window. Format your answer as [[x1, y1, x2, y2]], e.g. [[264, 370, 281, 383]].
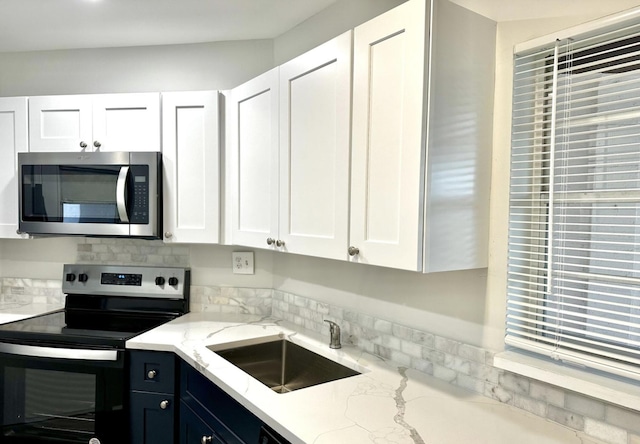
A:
[[25, 369, 96, 433], [3, 367, 96, 441]]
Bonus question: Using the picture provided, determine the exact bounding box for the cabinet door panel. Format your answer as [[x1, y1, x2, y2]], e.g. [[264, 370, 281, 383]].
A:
[[130, 392, 175, 444], [0, 98, 28, 238], [350, 0, 428, 271], [92, 93, 160, 152], [162, 91, 220, 243], [228, 69, 279, 249], [179, 401, 223, 444], [278, 31, 352, 260], [28, 95, 92, 152]]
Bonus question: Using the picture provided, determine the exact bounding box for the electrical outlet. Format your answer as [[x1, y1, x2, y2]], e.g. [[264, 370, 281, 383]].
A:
[[232, 252, 254, 275]]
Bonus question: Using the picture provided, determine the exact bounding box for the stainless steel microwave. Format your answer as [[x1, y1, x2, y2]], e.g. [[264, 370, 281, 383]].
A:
[[18, 151, 162, 238]]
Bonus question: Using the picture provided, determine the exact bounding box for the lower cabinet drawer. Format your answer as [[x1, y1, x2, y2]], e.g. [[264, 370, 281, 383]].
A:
[[180, 400, 225, 444], [130, 350, 176, 393]]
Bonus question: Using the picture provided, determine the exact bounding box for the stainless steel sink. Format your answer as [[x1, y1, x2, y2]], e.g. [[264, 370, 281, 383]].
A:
[[208, 338, 360, 393]]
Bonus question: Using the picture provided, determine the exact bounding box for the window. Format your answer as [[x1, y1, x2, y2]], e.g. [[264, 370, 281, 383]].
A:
[[507, 17, 640, 380]]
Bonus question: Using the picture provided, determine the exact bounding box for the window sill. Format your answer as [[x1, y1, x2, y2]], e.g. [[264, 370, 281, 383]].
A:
[[493, 350, 640, 411]]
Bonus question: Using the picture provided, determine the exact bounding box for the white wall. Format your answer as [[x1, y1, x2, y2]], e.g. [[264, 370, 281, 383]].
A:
[[0, 40, 274, 96], [273, 0, 406, 64]]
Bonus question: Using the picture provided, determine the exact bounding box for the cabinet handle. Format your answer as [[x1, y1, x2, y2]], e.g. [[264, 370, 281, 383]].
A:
[[165, 232, 173, 239], [147, 370, 157, 379], [276, 239, 285, 248], [348, 246, 359, 256], [79, 141, 88, 149], [266, 237, 275, 246], [201, 436, 212, 444], [159, 400, 170, 410], [93, 140, 101, 149]]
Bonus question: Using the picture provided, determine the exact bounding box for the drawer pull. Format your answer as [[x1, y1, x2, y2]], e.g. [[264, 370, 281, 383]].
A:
[[159, 400, 170, 410], [147, 369, 157, 379], [201, 436, 212, 444]]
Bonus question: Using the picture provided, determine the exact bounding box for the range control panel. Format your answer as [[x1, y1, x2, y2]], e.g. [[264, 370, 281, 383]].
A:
[[62, 264, 190, 299]]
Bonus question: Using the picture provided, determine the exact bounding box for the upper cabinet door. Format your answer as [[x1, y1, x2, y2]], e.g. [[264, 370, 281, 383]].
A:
[[278, 31, 352, 260], [28, 93, 161, 153], [228, 69, 280, 250], [28, 95, 92, 152], [350, 0, 428, 271], [162, 91, 220, 244], [92, 93, 161, 152], [0, 97, 28, 239]]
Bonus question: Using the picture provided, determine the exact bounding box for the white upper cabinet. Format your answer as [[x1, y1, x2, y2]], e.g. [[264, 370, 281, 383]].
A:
[[350, 0, 427, 271], [29, 93, 160, 152], [228, 32, 352, 260], [0, 97, 28, 239], [228, 68, 280, 250], [278, 31, 352, 260], [349, 0, 494, 272], [91, 93, 160, 152], [162, 91, 221, 244], [28, 95, 92, 152]]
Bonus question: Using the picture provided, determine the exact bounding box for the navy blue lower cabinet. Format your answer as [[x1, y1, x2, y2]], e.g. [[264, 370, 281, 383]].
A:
[[129, 350, 177, 444], [130, 392, 176, 443], [179, 360, 291, 444], [180, 400, 224, 444]]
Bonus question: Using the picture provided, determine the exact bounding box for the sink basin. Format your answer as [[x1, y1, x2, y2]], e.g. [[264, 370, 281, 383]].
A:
[[208, 337, 360, 393]]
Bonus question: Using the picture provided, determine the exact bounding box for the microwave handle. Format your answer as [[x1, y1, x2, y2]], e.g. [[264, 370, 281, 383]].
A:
[[116, 166, 130, 223]]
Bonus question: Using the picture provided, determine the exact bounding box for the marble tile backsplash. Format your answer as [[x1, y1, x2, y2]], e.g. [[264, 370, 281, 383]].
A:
[[0, 278, 64, 306], [76, 238, 190, 266], [190, 286, 272, 316]]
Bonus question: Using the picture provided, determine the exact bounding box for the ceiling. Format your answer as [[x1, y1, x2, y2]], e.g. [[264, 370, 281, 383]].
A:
[[0, 0, 639, 53]]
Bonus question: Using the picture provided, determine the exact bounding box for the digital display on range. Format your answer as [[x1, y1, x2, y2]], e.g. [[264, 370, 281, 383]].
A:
[[101, 273, 143, 286]]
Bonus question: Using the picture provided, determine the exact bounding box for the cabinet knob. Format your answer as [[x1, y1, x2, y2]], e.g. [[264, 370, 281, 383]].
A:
[[266, 237, 275, 246], [348, 246, 360, 256], [79, 141, 88, 149], [93, 140, 101, 148], [276, 239, 285, 248], [159, 399, 170, 410], [164, 232, 173, 239], [147, 370, 157, 379], [201, 436, 212, 444]]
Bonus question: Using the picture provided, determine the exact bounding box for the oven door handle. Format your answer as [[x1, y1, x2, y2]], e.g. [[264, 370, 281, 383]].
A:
[[116, 166, 130, 223], [0, 343, 119, 361]]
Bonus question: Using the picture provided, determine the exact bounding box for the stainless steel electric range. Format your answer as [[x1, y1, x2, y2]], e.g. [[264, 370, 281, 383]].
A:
[[0, 264, 190, 444]]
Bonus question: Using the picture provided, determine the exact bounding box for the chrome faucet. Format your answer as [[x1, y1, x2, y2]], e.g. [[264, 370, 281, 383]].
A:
[[324, 320, 341, 349]]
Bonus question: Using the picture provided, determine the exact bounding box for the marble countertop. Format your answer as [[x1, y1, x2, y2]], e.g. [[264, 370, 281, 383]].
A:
[[0, 301, 64, 324], [127, 312, 604, 444]]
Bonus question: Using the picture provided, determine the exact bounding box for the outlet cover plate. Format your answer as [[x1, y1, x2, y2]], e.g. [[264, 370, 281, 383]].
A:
[[232, 251, 254, 275]]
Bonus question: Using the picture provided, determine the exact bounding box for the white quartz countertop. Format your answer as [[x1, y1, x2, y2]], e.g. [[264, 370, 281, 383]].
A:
[[126, 312, 604, 444], [0, 302, 64, 324]]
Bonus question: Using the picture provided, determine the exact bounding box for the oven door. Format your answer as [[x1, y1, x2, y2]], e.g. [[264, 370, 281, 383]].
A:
[[18, 151, 161, 238], [0, 344, 126, 444]]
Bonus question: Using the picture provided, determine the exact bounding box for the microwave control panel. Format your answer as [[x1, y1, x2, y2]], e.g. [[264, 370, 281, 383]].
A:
[[130, 165, 149, 224]]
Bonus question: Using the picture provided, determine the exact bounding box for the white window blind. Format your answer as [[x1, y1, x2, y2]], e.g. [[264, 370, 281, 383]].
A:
[[507, 19, 640, 380]]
